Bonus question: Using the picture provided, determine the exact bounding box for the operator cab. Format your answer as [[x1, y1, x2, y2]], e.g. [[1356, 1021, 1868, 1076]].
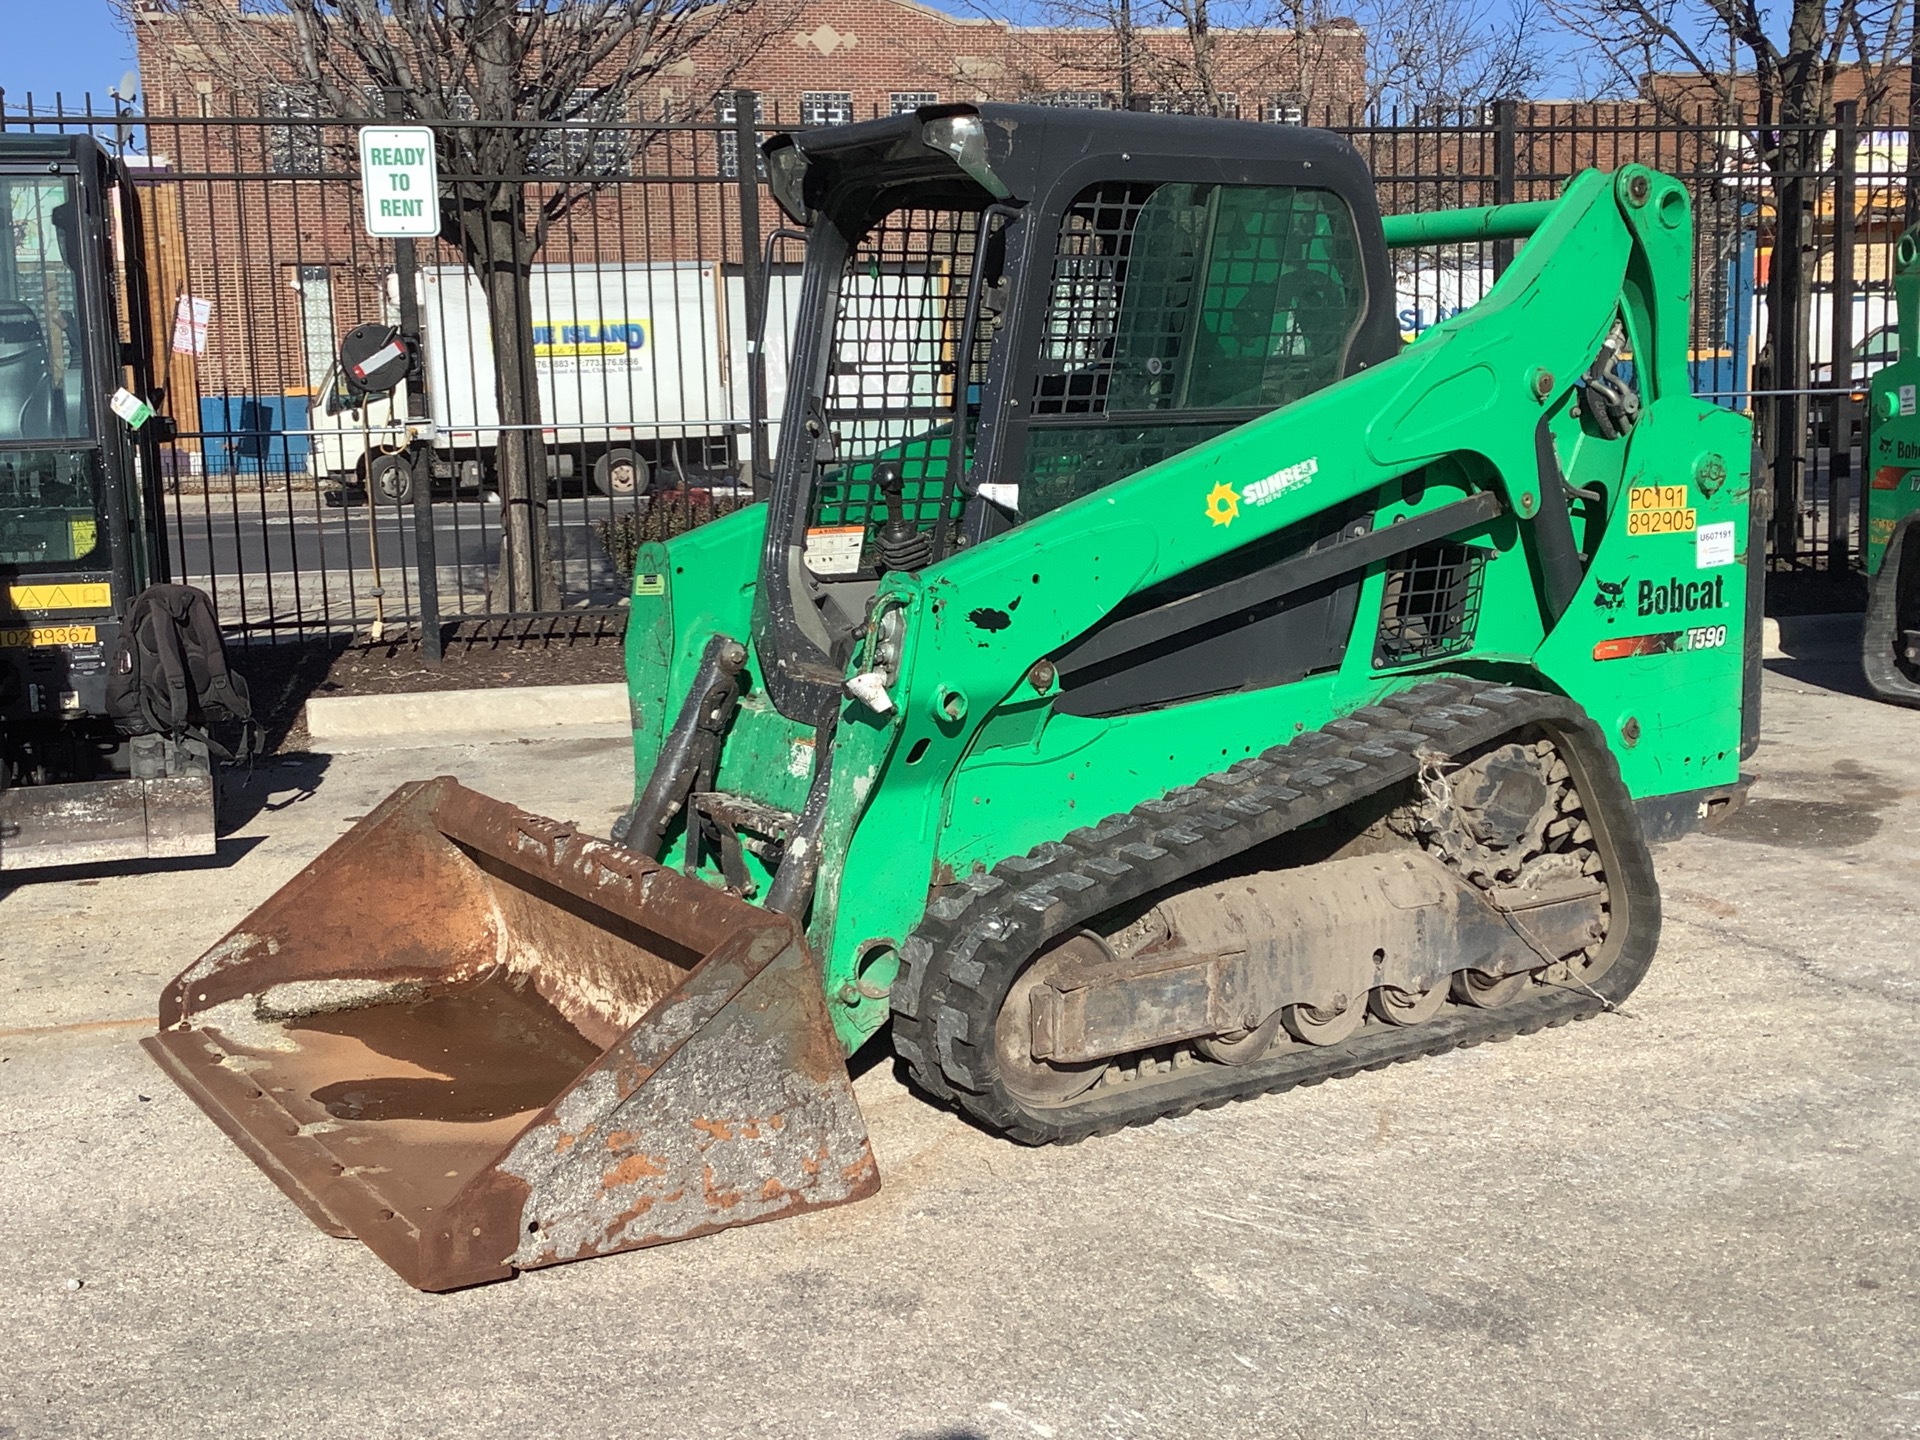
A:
[[0, 136, 166, 783], [752, 104, 1402, 723]]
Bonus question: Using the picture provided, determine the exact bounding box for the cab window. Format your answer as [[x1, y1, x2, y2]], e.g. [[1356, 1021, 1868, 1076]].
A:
[[1018, 180, 1364, 518]]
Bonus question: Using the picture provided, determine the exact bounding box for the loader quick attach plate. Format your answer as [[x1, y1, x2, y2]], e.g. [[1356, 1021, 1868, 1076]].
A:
[[0, 775, 215, 870], [143, 778, 878, 1291]]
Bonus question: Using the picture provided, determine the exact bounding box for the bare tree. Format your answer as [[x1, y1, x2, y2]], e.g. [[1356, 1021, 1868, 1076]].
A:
[[980, 0, 1293, 115], [1541, 0, 1911, 546], [127, 0, 783, 612], [986, 0, 1547, 118], [1273, 0, 1551, 114]]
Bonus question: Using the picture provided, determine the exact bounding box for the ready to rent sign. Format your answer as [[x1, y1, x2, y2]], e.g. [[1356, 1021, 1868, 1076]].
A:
[[358, 125, 440, 238]]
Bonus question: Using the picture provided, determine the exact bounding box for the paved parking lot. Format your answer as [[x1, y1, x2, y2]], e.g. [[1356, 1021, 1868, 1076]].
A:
[[2, 639, 1916, 1440]]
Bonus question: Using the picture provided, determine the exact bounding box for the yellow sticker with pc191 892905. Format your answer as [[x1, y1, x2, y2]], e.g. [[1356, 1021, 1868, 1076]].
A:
[[1626, 484, 1695, 536]]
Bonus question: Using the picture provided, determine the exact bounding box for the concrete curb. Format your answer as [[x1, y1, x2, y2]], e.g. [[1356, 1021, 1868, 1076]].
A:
[[1761, 612, 1862, 661], [305, 682, 631, 750]]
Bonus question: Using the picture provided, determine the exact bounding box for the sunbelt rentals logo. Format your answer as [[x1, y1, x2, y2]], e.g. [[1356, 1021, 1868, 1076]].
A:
[[1205, 457, 1319, 527], [1246, 457, 1319, 505]]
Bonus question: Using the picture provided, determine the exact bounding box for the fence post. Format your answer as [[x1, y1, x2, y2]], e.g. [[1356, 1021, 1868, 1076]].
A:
[[386, 86, 442, 662], [1492, 100, 1517, 279], [1909, 22, 1920, 233], [733, 89, 771, 498], [1830, 101, 1858, 573], [1768, 128, 1813, 564]]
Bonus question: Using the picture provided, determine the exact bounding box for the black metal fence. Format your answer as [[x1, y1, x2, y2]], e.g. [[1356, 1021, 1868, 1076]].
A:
[[0, 89, 1903, 647]]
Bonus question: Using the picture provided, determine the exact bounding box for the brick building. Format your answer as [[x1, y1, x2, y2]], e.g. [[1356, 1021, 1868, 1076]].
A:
[[126, 0, 1367, 472]]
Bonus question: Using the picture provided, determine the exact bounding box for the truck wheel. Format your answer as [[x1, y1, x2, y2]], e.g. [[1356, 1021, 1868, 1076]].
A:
[[369, 454, 414, 504], [592, 449, 649, 498]]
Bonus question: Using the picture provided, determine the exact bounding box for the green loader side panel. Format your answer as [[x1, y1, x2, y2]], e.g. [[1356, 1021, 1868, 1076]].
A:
[[1865, 227, 1920, 576]]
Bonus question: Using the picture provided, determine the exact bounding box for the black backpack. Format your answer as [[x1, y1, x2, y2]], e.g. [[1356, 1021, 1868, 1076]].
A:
[[107, 584, 259, 758]]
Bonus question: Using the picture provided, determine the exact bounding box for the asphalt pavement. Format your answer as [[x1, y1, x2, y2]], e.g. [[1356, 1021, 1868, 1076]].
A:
[[165, 491, 635, 613], [0, 639, 1916, 1439]]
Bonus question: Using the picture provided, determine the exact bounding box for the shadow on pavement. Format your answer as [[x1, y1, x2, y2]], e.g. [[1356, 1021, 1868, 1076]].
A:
[[217, 752, 332, 834], [1763, 653, 1875, 700]]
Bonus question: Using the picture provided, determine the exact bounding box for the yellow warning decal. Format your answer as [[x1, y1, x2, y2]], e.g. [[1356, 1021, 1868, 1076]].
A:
[[634, 572, 666, 597], [1626, 485, 1695, 536], [7, 583, 112, 612], [0, 625, 97, 648]]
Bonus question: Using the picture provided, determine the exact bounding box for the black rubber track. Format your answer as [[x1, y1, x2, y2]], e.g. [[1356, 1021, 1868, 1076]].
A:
[[1863, 516, 1920, 708], [891, 679, 1662, 1145]]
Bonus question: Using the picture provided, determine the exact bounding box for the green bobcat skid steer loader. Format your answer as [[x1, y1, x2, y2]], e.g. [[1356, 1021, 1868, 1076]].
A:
[[1862, 226, 1920, 704], [146, 107, 1757, 1290]]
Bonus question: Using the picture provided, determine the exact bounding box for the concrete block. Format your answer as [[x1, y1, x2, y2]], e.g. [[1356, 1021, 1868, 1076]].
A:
[[1761, 612, 1862, 661], [305, 682, 631, 749]]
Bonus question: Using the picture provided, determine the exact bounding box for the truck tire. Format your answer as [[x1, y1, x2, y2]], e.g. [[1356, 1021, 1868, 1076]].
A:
[[592, 448, 649, 498], [369, 453, 414, 505]]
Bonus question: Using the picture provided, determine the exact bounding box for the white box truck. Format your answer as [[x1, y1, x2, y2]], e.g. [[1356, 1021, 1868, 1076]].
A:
[[314, 260, 803, 501]]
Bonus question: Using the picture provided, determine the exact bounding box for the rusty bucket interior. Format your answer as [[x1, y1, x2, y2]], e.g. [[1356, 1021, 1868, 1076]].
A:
[[143, 777, 877, 1291]]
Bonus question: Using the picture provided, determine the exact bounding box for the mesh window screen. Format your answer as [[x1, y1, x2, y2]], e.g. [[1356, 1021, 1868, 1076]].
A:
[[1374, 541, 1487, 666], [806, 207, 987, 550], [1019, 180, 1364, 518]]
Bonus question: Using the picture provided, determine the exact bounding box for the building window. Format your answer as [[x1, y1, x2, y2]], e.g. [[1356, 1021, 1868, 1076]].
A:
[[292, 265, 336, 399], [801, 91, 854, 127], [265, 83, 325, 174], [717, 94, 767, 180], [891, 91, 939, 115], [529, 90, 629, 176], [1265, 95, 1306, 125], [1022, 90, 1111, 110], [1149, 93, 1238, 118]]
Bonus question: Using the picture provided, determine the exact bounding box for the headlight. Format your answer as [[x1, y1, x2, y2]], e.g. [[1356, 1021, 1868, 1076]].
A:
[[921, 114, 1010, 200], [767, 142, 810, 222]]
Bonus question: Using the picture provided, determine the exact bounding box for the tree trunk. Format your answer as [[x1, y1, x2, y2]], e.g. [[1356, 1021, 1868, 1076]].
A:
[[1764, 103, 1822, 563], [471, 202, 557, 614]]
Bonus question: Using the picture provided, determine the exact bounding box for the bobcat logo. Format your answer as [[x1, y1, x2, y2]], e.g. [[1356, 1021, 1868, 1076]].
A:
[[1594, 578, 1627, 612]]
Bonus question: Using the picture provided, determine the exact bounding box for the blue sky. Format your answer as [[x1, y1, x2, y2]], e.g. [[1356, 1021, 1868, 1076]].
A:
[[1, 0, 137, 111], [1, 0, 1608, 112]]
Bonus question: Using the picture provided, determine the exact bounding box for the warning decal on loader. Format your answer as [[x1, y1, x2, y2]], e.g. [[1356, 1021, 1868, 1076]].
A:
[[804, 526, 866, 575], [6, 583, 111, 613]]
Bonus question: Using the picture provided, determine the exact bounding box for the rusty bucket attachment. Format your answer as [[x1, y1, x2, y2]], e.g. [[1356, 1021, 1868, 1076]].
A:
[[142, 777, 878, 1291]]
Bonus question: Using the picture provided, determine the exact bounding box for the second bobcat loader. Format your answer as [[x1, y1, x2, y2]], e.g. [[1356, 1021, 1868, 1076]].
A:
[[146, 106, 1756, 1289], [1862, 225, 1920, 704]]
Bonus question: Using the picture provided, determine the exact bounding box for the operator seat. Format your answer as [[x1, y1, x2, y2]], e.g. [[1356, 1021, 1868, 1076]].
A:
[[0, 301, 52, 441]]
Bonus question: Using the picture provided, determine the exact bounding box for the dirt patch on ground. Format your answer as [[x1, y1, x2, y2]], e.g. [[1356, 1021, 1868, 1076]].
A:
[[235, 618, 627, 754]]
